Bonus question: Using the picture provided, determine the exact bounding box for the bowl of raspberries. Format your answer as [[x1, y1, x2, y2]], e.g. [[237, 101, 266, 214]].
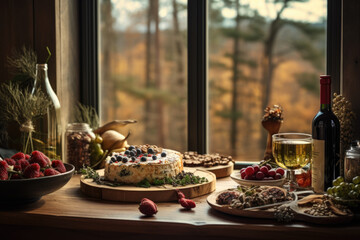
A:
[[0, 150, 74, 204], [230, 162, 286, 187]]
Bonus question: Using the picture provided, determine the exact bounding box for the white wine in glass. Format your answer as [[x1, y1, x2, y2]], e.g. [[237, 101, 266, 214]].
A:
[[272, 133, 313, 191]]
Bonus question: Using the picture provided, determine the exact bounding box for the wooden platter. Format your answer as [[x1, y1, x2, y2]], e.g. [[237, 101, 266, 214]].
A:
[[189, 162, 233, 178], [207, 189, 296, 219], [80, 167, 216, 202]]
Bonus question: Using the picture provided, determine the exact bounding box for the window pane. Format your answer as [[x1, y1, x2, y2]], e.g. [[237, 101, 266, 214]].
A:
[[208, 0, 327, 160], [99, 0, 188, 151]]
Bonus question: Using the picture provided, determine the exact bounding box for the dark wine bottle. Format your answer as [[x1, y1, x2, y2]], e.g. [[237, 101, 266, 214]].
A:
[[312, 75, 340, 193]]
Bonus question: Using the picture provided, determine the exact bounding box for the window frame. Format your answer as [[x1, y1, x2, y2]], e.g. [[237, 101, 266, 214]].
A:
[[80, 0, 341, 160]]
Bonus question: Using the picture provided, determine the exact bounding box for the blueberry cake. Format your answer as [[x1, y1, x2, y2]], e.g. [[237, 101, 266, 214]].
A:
[[104, 145, 183, 184]]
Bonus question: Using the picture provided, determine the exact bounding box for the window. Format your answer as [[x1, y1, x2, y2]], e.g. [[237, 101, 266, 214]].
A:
[[81, 0, 339, 161]]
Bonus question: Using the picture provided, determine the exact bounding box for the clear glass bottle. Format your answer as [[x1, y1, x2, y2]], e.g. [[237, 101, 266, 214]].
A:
[[65, 123, 94, 170], [31, 64, 62, 159]]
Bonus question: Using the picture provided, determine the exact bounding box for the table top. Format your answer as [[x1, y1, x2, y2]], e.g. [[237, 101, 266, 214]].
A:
[[1, 174, 359, 240]]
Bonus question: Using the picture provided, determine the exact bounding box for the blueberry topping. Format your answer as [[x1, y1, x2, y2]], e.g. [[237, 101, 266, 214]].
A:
[[147, 148, 154, 154], [136, 148, 142, 155], [129, 151, 135, 157], [122, 157, 128, 163], [124, 150, 130, 155], [140, 156, 147, 162], [116, 155, 123, 161], [131, 156, 136, 161], [161, 152, 167, 157], [110, 157, 116, 162], [128, 145, 135, 151], [152, 155, 157, 160]]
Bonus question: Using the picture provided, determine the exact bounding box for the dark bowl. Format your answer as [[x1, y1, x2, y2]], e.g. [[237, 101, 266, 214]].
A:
[[0, 163, 75, 204]]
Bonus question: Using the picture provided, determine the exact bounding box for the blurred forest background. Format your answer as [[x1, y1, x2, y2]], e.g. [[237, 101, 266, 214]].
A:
[[99, 0, 326, 161]]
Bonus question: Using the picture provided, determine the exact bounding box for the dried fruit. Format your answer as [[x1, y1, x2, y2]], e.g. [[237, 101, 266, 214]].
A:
[[139, 198, 158, 216]]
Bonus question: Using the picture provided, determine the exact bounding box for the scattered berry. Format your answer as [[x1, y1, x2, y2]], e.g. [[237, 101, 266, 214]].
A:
[[122, 157, 128, 163], [29, 151, 51, 168], [139, 198, 158, 216], [161, 152, 166, 157], [176, 189, 186, 200], [148, 148, 154, 154], [44, 168, 60, 176], [51, 160, 66, 173], [179, 198, 196, 210], [152, 155, 157, 160], [23, 163, 41, 178], [140, 157, 147, 162]]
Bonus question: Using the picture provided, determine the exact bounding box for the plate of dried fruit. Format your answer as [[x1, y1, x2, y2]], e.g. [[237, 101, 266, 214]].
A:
[[207, 185, 296, 219], [289, 194, 354, 224]]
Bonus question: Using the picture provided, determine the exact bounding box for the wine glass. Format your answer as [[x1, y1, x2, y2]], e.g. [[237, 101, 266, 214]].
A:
[[272, 133, 313, 191]]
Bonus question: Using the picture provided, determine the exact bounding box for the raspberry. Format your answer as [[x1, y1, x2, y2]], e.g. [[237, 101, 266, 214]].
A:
[[44, 168, 60, 176], [25, 154, 31, 160], [139, 198, 158, 216], [4, 158, 16, 166], [11, 152, 25, 161], [179, 198, 196, 210], [29, 151, 51, 168], [0, 161, 9, 180], [51, 160, 66, 173], [23, 163, 41, 179]]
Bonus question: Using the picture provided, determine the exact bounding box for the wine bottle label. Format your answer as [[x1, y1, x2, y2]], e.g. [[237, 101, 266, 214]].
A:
[[312, 139, 325, 193]]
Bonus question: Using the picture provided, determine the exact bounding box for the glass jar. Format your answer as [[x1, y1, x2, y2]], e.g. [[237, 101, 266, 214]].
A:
[[65, 123, 94, 170], [344, 140, 360, 182]]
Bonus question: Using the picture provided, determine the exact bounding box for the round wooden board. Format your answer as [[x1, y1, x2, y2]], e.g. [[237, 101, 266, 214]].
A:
[[80, 167, 216, 202], [186, 162, 234, 178]]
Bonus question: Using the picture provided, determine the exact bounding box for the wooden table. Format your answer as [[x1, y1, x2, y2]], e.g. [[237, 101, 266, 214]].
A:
[[0, 175, 359, 240]]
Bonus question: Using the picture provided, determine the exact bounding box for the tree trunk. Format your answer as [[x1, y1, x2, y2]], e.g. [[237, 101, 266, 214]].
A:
[[230, 0, 241, 157]]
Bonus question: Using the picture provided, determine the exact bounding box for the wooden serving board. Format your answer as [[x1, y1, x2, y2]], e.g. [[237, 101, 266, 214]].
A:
[[80, 167, 216, 202], [186, 162, 234, 178]]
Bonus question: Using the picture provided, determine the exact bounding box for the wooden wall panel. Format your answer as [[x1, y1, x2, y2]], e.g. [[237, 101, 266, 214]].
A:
[[342, 0, 360, 139], [0, 0, 34, 83]]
